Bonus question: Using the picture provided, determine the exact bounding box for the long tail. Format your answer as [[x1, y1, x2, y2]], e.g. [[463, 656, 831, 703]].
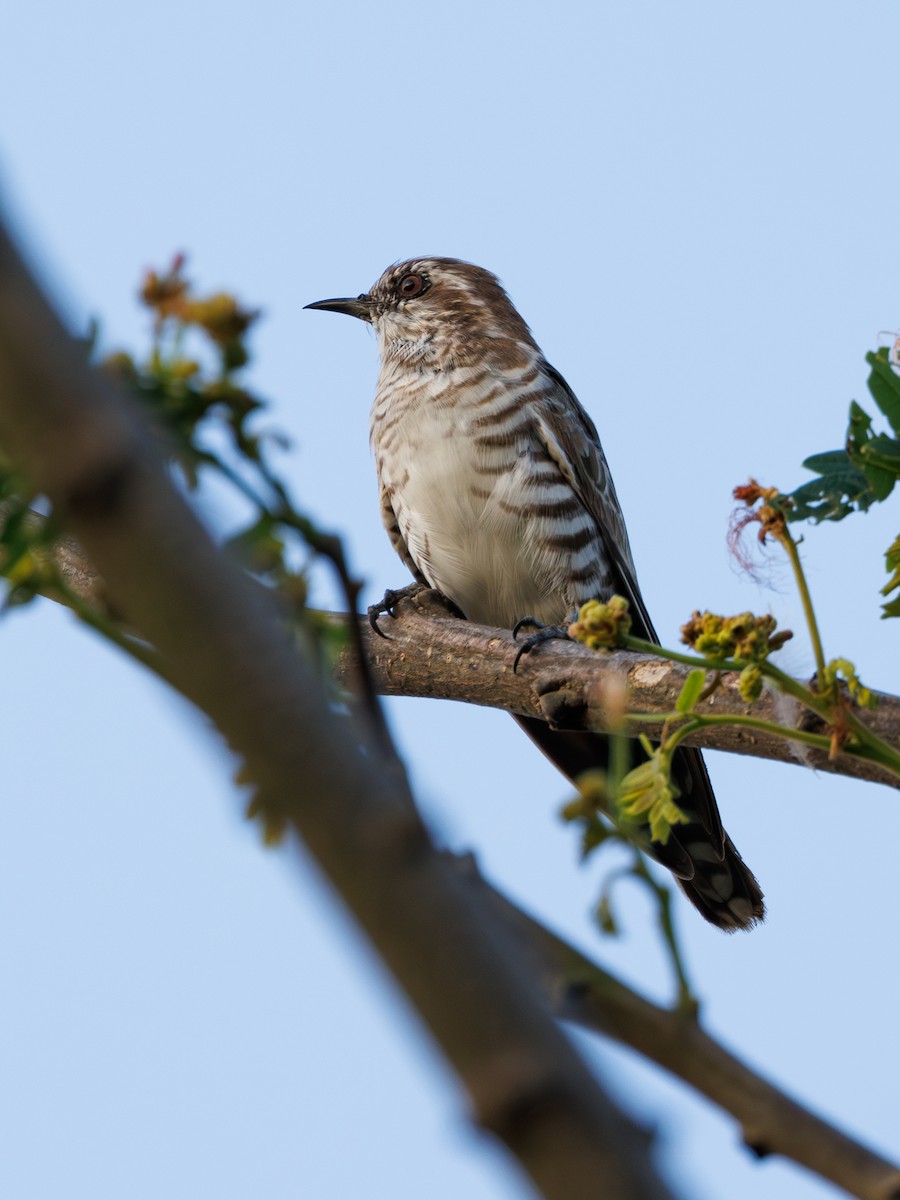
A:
[[514, 716, 764, 931]]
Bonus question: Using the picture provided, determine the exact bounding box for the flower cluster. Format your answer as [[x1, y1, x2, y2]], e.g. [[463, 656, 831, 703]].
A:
[[680, 610, 792, 702], [130, 253, 261, 376], [680, 610, 792, 662], [568, 595, 632, 650], [102, 255, 265, 466]]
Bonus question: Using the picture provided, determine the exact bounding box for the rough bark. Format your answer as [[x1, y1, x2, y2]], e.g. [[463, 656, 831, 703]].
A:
[[330, 588, 900, 791]]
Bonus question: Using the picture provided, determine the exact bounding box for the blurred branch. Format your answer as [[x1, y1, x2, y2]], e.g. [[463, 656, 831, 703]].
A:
[[466, 861, 900, 1200], [329, 589, 900, 792], [0, 218, 678, 1200]]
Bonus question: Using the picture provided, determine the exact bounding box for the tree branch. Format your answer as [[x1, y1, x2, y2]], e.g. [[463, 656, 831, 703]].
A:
[[330, 589, 900, 791], [464, 861, 900, 1200], [31, 522, 900, 791]]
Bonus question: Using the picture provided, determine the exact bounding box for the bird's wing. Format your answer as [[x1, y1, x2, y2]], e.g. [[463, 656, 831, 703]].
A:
[[379, 480, 429, 586], [532, 362, 657, 643], [530, 362, 726, 854]]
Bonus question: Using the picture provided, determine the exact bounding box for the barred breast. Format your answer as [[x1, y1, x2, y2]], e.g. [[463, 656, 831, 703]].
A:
[[371, 354, 611, 628]]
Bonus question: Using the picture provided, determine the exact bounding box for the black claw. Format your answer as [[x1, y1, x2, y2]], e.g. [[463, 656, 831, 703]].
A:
[[368, 582, 467, 640], [511, 616, 575, 674], [512, 614, 542, 640], [368, 612, 391, 639], [367, 587, 406, 638]]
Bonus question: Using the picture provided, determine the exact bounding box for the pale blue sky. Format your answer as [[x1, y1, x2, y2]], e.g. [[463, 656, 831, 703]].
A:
[[2, 4, 899, 1198]]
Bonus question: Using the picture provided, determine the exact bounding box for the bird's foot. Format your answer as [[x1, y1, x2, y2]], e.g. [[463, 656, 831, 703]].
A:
[[368, 583, 464, 638], [368, 584, 422, 638], [512, 613, 577, 673]]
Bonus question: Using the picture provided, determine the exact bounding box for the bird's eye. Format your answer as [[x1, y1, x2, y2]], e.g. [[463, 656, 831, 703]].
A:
[[398, 274, 426, 298]]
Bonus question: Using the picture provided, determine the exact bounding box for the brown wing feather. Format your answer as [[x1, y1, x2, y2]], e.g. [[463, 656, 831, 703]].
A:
[[529, 365, 763, 931], [379, 482, 429, 586]]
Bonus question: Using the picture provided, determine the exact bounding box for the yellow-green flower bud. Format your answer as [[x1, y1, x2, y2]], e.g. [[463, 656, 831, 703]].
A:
[[738, 664, 763, 702], [568, 595, 632, 650]]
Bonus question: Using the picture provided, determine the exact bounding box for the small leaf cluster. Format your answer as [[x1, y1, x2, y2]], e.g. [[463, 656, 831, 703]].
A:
[[101, 256, 323, 621], [0, 461, 61, 608], [565, 747, 688, 857], [616, 735, 687, 844], [882, 536, 900, 619], [789, 348, 900, 521], [561, 763, 695, 1006], [105, 254, 265, 488], [788, 347, 900, 617], [822, 658, 876, 711]]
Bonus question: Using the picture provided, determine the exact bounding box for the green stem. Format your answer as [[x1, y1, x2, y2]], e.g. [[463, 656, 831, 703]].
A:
[[622, 636, 828, 731], [630, 711, 835, 756], [615, 640, 900, 779], [777, 531, 827, 690], [620, 633, 735, 673], [628, 854, 696, 1015], [668, 704, 900, 778], [840, 710, 900, 773]]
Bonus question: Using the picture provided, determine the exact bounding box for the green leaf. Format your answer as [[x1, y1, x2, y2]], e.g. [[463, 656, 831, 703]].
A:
[[788, 450, 875, 522], [801, 449, 857, 474], [856, 459, 896, 502], [675, 668, 706, 714], [843, 405, 900, 500], [858, 432, 900, 469], [866, 349, 900, 435], [882, 595, 900, 619], [848, 400, 874, 445]]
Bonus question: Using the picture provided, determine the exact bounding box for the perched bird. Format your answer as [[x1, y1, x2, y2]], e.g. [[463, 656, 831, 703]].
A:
[[306, 258, 764, 930]]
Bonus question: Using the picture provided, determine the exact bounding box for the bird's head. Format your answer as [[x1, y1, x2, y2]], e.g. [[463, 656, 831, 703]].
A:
[[305, 257, 538, 369]]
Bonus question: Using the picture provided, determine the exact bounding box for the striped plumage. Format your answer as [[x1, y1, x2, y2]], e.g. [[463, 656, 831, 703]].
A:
[[306, 258, 764, 931]]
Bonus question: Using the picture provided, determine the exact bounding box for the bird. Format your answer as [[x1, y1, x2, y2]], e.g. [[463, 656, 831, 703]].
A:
[[306, 257, 764, 931]]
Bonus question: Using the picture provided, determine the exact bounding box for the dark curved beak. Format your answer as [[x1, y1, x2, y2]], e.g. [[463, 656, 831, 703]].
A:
[[303, 293, 374, 322]]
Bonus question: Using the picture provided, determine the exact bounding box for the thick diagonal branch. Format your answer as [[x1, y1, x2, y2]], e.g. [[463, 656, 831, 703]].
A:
[[0, 222, 677, 1199]]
